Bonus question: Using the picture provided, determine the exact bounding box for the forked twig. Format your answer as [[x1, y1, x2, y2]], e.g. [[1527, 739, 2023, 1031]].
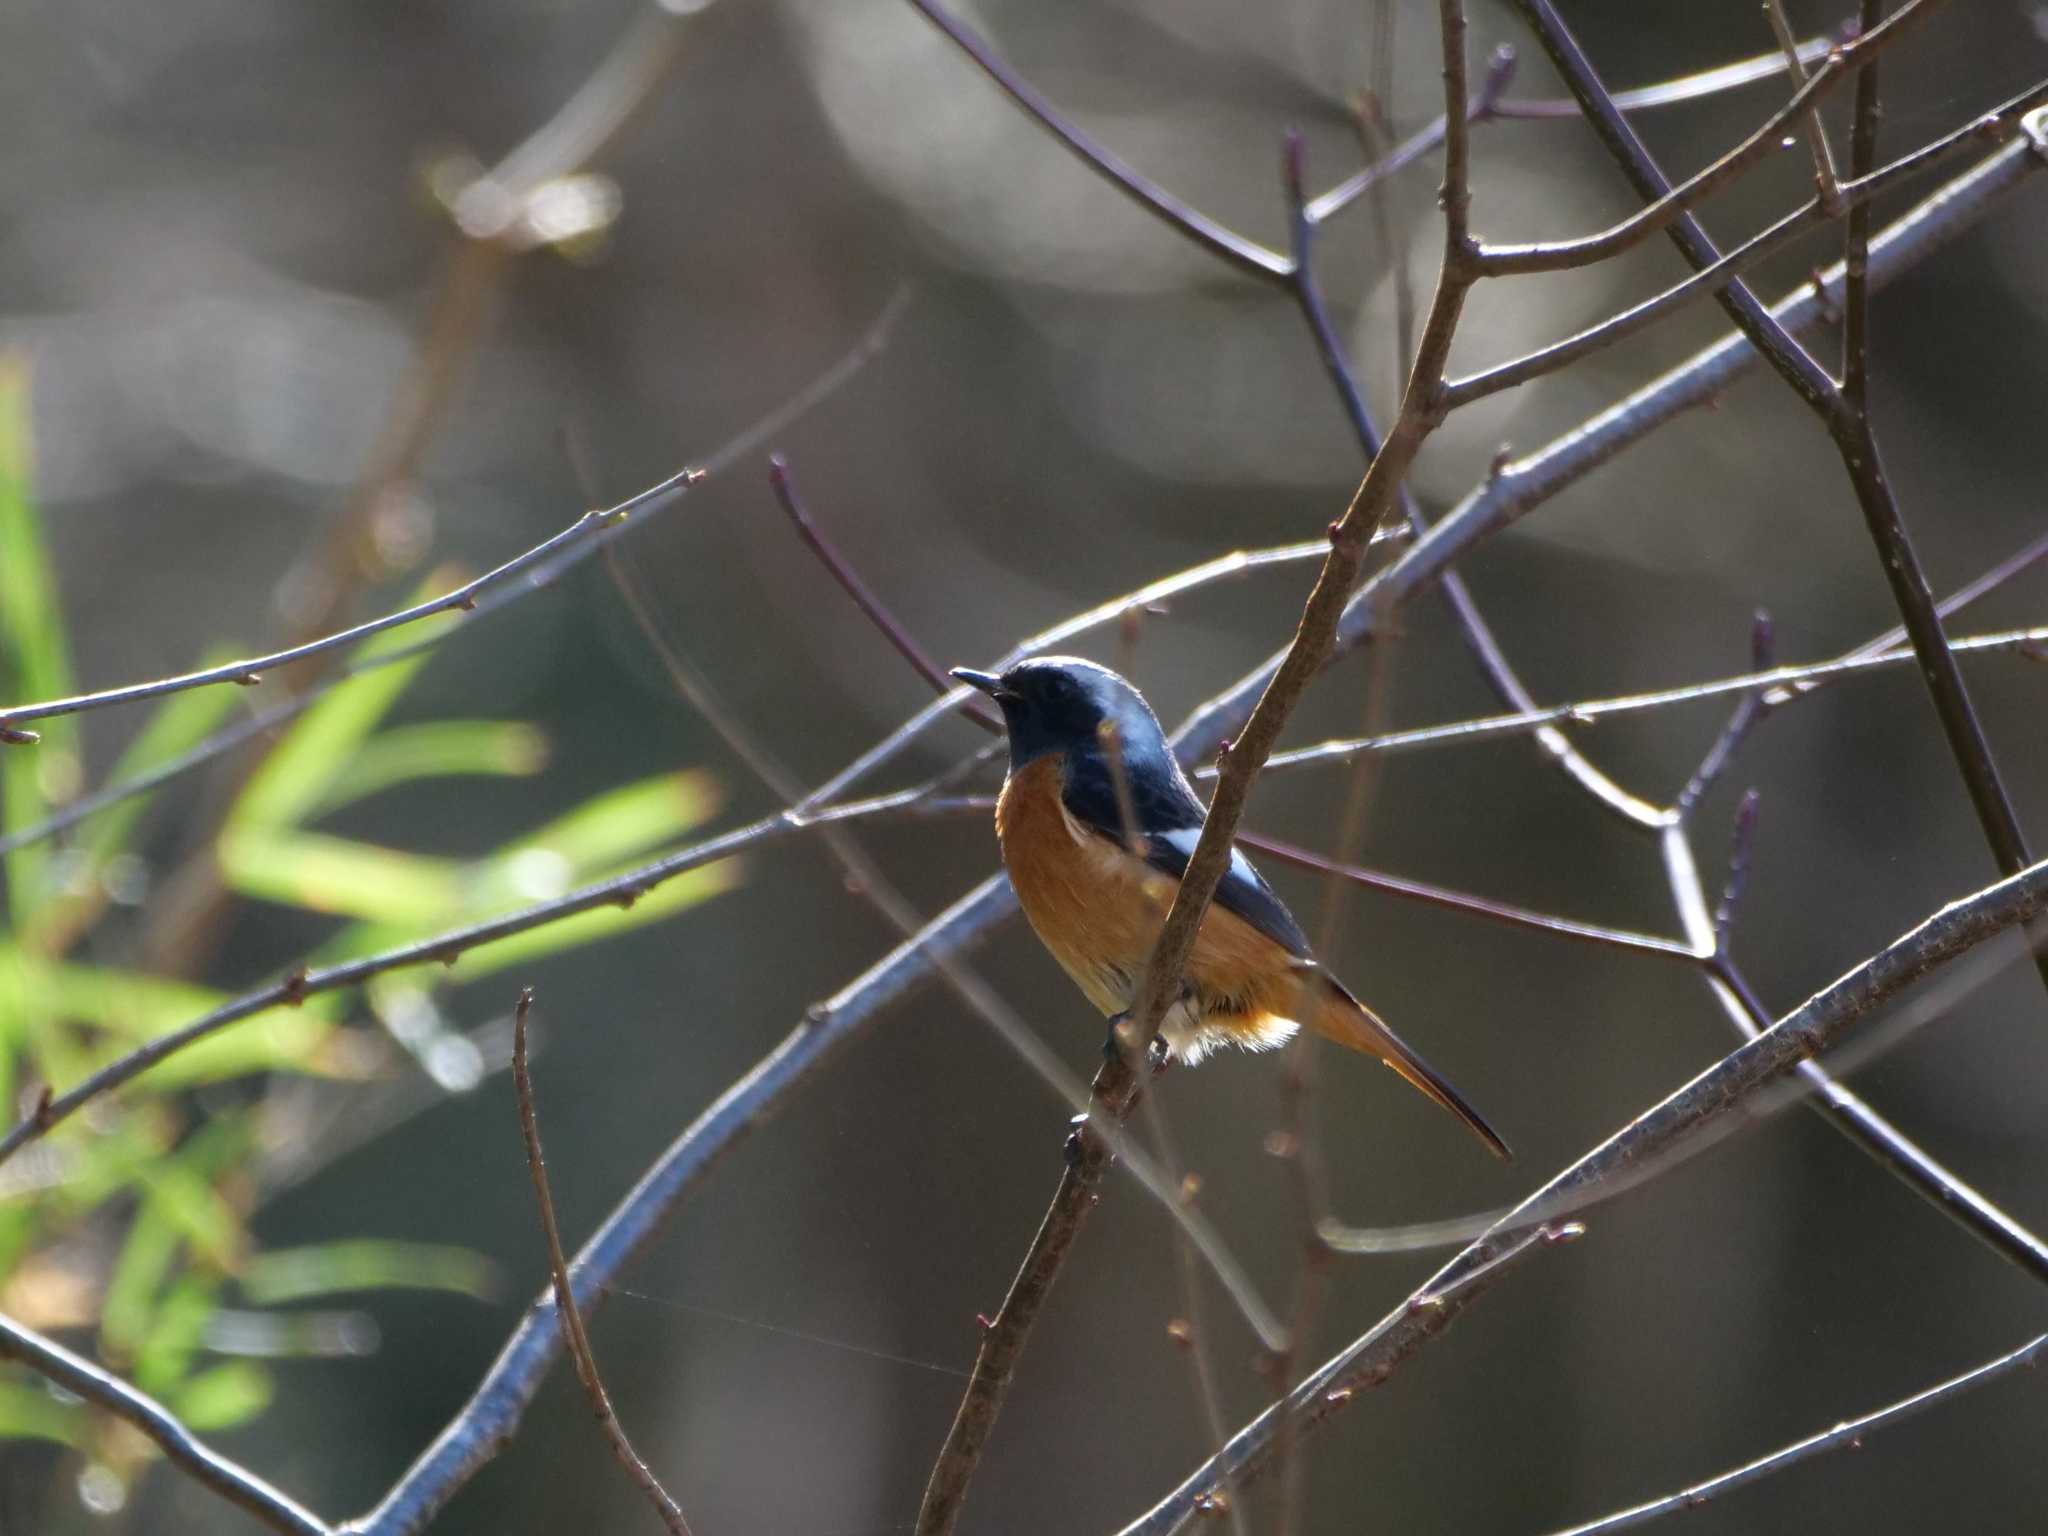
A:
[[1507, 0, 2048, 1005]]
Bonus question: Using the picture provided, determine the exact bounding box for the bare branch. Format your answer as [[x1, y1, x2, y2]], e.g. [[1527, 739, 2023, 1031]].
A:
[[1546, 1330, 2048, 1535], [0, 500, 670, 737], [1844, 0, 1888, 400], [1122, 855, 2048, 1535], [902, 0, 1292, 281], [1473, 1, 1938, 277], [1312, 36, 1841, 225], [768, 455, 1000, 732], [1240, 831, 1697, 961], [0, 1312, 331, 1536], [1443, 78, 2048, 406], [0, 784, 970, 1168], [1764, 0, 1845, 213], [1249, 619, 2048, 776], [1506, 0, 2048, 1003], [512, 990, 692, 1535], [0, 287, 913, 851]]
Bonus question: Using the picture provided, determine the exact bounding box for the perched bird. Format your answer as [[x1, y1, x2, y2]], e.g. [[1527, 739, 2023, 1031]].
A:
[[952, 656, 1509, 1160]]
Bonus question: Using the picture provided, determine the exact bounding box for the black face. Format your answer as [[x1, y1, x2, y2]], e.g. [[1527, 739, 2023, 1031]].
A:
[[953, 657, 1171, 775]]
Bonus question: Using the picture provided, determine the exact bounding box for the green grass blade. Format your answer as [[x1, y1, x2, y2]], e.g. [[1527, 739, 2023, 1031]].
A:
[[240, 1239, 499, 1304], [312, 719, 548, 816]]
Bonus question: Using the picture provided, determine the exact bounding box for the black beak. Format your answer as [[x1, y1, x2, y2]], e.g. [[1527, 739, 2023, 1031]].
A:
[[950, 667, 1005, 698]]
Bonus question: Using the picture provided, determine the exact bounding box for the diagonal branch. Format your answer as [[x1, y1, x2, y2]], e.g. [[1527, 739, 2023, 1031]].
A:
[[1121, 854, 2048, 1535], [105, 102, 2043, 1536], [1544, 1329, 2048, 1535], [1506, 0, 2048, 1002], [0, 1311, 331, 1536], [1471, 0, 1938, 276]]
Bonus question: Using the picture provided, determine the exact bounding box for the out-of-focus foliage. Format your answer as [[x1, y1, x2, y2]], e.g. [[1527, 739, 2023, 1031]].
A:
[[0, 363, 738, 1505]]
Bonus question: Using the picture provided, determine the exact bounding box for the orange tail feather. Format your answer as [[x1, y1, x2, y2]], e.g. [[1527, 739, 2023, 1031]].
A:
[[1311, 978, 1511, 1160]]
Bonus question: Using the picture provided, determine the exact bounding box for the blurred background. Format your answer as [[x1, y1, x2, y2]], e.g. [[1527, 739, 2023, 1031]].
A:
[[4, 0, 2048, 1531]]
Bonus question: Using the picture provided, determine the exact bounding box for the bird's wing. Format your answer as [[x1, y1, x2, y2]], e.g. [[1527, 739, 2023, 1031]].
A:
[[1139, 825, 1314, 960], [1059, 757, 1316, 961]]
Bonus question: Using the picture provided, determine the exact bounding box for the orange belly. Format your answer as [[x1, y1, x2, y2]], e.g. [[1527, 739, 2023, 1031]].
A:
[[994, 755, 1303, 1059]]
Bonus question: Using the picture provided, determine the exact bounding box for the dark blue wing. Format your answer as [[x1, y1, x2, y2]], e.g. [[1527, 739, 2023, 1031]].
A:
[[1058, 748, 1312, 959], [1140, 826, 1314, 961], [1059, 746, 1207, 838]]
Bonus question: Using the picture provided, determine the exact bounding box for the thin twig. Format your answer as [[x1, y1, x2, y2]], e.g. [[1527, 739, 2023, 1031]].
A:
[[0, 1311, 331, 1536], [603, 490, 1283, 1435], [1310, 37, 1838, 225], [315, 109, 2048, 1536], [0, 287, 914, 854], [1175, 113, 2048, 776], [1118, 0, 1482, 1075], [1245, 619, 2048, 777], [1121, 854, 2048, 1535], [1441, 88, 2047, 405], [768, 455, 1000, 732], [1471, 1, 1937, 277], [0, 784, 972, 1167], [1845, 0, 1888, 401], [1764, 0, 1846, 213], [1507, 0, 2048, 1004], [512, 990, 692, 1535], [1241, 833, 1696, 961], [902, 0, 1292, 281], [1545, 1330, 2048, 1535], [0, 504, 659, 735]]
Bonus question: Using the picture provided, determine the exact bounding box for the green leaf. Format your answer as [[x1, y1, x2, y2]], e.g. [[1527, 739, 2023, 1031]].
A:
[[0, 1379, 86, 1447], [132, 1275, 220, 1398], [101, 1115, 253, 1356], [0, 359, 79, 936], [128, 1117, 251, 1272], [241, 1239, 499, 1304], [501, 770, 722, 880], [170, 1362, 271, 1431], [313, 719, 548, 817], [101, 1202, 182, 1359], [218, 827, 465, 924], [0, 945, 93, 1103], [225, 581, 461, 834]]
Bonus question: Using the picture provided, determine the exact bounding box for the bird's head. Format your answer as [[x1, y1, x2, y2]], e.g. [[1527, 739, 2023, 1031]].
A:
[[951, 656, 1173, 779]]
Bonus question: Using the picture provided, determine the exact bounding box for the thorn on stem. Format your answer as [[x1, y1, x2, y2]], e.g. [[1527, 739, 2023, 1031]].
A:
[[30, 1086, 52, 1130], [280, 966, 310, 1007], [0, 722, 39, 746], [234, 672, 263, 688]]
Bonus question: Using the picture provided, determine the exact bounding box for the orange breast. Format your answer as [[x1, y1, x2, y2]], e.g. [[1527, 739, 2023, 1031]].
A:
[[994, 755, 1303, 1036]]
